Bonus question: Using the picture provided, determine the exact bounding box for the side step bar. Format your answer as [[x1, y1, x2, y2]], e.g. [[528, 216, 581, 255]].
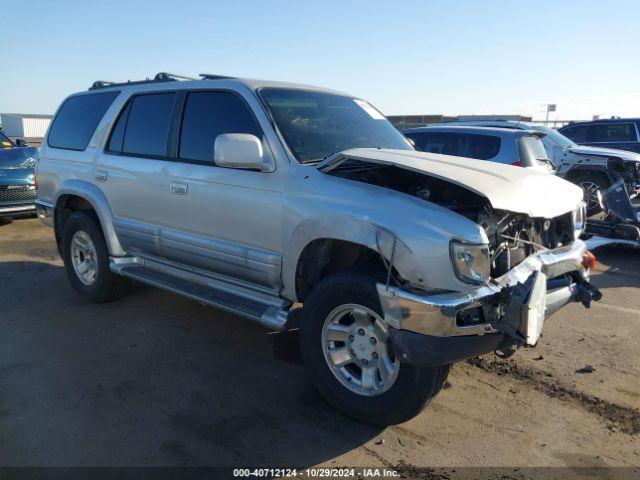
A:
[[110, 259, 290, 331]]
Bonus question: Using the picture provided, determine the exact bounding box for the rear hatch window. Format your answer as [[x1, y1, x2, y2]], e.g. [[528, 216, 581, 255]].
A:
[[517, 135, 551, 167]]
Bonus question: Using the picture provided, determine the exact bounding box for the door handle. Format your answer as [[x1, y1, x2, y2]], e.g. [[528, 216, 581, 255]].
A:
[[95, 169, 108, 182], [170, 181, 188, 195]]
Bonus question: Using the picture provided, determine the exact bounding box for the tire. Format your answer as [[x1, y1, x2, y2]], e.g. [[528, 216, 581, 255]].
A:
[[61, 211, 129, 303], [299, 271, 449, 426], [572, 172, 610, 216]]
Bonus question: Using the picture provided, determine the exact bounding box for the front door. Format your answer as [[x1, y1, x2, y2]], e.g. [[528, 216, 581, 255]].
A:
[[160, 90, 284, 291]]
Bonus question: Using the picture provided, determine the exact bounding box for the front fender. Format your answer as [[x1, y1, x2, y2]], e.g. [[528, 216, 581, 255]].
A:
[[282, 215, 420, 301], [55, 179, 125, 256]]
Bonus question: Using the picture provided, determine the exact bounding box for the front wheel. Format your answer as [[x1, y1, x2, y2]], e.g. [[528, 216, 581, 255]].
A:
[[300, 271, 449, 426], [573, 172, 610, 216]]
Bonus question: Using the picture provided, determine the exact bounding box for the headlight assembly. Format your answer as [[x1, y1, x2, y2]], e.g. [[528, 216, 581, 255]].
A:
[[572, 202, 587, 240], [450, 241, 491, 284]]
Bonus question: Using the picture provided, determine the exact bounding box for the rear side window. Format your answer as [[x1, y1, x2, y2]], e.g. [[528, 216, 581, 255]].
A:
[[560, 124, 589, 143], [48, 91, 119, 151], [179, 91, 261, 163], [107, 92, 176, 157], [122, 93, 176, 157], [408, 132, 500, 160], [590, 123, 637, 142]]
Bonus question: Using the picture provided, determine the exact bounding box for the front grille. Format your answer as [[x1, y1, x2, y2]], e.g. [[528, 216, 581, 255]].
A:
[[0, 186, 37, 203]]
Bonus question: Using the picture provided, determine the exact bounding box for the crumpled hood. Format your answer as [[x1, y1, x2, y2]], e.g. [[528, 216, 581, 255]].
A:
[[325, 148, 583, 218], [0, 146, 39, 169], [569, 145, 640, 162]]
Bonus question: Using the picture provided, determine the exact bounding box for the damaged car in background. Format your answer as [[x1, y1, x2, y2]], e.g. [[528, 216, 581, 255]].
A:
[[37, 75, 601, 426]]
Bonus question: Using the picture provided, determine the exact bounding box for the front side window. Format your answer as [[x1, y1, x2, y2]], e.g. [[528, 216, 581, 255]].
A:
[[408, 132, 463, 156], [260, 88, 412, 163], [179, 91, 261, 163], [108, 92, 176, 157], [590, 123, 637, 142], [0, 130, 14, 148], [48, 91, 119, 151], [560, 124, 589, 143]]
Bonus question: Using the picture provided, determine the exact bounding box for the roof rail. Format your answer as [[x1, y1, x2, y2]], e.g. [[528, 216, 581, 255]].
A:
[[199, 73, 235, 80], [89, 72, 196, 90]]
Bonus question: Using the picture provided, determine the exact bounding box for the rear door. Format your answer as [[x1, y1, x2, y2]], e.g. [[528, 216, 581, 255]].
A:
[[96, 91, 178, 257]]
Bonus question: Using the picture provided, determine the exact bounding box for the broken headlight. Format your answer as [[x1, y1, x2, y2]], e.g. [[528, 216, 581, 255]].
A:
[[572, 202, 587, 240], [450, 241, 490, 284]]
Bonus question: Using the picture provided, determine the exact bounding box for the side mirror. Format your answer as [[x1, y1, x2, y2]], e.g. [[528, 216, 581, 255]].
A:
[[214, 133, 274, 172], [15, 138, 29, 147]]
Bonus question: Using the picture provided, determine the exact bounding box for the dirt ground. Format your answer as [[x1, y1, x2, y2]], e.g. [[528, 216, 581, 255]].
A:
[[0, 218, 638, 474]]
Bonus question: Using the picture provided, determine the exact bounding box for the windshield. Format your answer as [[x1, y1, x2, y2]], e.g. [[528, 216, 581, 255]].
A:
[[529, 125, 576, 149], [260, 88, 413, 163], [0, 131, 14, 149]]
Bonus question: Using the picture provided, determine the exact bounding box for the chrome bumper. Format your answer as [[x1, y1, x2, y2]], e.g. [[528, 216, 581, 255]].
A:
[[377, 240, 593, 346], [0, 203, 36, 217], [35, 200, 54, 227]]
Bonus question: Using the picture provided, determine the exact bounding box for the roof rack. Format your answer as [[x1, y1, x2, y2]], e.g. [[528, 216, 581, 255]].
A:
[[199, 73, 235, 80], [89, 72, 197, 90]]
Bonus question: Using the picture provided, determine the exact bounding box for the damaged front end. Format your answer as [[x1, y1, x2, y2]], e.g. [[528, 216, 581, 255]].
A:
[[585, 179, 640, 249], [377, 240, 602, 367]]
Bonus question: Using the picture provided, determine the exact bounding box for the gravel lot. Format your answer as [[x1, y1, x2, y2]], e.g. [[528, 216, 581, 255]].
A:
[[0, 218, 638, 472]]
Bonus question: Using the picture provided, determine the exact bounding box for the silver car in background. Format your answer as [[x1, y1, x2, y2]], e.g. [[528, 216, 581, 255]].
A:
[[403, 125, 554, 175]]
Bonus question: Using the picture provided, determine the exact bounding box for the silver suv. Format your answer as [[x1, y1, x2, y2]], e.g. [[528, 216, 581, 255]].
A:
[[36, 73, 600, 425]]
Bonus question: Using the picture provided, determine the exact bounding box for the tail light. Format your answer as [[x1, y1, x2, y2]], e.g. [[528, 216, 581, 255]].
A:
[[511, 161, 523, 167]]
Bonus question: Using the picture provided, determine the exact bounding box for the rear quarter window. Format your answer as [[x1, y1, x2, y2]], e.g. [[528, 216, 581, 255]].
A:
[[48, 91, 119, 151]]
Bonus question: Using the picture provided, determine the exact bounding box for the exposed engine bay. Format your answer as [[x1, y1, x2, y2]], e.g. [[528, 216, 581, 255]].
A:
[[326, 160, 575, 277]]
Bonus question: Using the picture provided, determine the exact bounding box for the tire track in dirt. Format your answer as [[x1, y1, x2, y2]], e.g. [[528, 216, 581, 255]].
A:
[[468, 357, 640, 435]]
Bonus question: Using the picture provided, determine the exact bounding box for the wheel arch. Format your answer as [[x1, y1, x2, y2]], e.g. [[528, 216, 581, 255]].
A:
[[283, 216, 418, 302], [54, 180, 125, 256]]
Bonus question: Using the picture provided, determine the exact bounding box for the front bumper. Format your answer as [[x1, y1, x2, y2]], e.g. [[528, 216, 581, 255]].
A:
[[35, 200, 54, 227], [378, 240, 600, 366], [0, 202, 36, 218]]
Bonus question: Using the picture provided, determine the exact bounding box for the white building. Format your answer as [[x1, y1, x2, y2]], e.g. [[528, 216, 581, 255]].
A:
[[0, 113, 52, 143]]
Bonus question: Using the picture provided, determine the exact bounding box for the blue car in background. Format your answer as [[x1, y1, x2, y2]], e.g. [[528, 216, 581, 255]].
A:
[[0, 129, 38, 219], [559, 118, 640, 154]]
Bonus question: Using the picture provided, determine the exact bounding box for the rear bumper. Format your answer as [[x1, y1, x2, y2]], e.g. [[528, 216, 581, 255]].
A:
[[378, 240, 601, 366]]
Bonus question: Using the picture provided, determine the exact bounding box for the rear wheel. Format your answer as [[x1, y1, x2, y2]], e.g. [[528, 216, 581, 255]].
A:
[[300, 271, 449, 426], [61, 211, 129, 302]]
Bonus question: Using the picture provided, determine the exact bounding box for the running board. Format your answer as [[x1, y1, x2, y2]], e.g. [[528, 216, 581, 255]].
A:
[[110, 260, 290, 331]]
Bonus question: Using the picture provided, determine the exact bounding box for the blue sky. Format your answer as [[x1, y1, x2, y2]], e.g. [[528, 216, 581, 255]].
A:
[[2, 0, 639, 120]]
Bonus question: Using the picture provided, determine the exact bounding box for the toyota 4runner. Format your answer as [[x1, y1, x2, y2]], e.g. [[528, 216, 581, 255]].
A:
[[36, 73, 601, 425]]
